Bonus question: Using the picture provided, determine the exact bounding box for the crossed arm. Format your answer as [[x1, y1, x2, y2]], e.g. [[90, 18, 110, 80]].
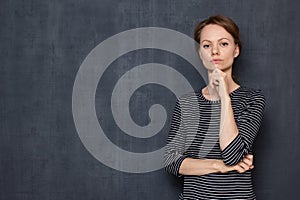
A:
[[178, 154, 253, 176], [164, 88, 265, 177]]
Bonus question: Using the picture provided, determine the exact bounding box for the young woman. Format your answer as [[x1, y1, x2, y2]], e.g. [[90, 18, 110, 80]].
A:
[[164, 15, 265, 199]]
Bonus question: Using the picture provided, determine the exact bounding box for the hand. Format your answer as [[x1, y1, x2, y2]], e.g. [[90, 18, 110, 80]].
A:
[[209, 68, 229, 99], [217, 154, 254, 173], [233, 154, 254, 173]]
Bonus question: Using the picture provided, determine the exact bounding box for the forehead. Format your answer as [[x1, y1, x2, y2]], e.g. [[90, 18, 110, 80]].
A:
[[200, 24, 234, 42]]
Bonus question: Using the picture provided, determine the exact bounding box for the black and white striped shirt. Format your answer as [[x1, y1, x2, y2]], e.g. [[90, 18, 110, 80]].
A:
[[164, 86, 265, 200]]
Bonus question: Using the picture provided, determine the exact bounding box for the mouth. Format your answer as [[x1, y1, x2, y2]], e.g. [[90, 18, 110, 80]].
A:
[[211, 59, 223, 64]]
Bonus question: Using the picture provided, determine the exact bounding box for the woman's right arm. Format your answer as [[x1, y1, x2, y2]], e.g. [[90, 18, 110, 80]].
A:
[[179, 154, 254, 176]]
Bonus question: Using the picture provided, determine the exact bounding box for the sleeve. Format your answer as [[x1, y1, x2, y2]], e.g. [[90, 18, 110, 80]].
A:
[[221, 90, 266, 166], [163, 98, 188, 177]]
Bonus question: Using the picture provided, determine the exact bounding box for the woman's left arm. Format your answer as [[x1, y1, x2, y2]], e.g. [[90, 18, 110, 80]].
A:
[[219, 95, 239, 151], [220, 92, 265, 166], [211, 68, 265, 166]]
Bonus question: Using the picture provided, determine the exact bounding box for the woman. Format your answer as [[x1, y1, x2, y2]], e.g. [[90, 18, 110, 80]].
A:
[[164, 15, 265, 199]]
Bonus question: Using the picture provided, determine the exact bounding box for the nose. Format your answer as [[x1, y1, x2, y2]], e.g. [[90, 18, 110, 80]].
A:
[[211, 44, 219, 55]]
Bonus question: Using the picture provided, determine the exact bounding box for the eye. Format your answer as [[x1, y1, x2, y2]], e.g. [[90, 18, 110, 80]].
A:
[[220, 42, 229, 47], [202, 44, 210, 49]]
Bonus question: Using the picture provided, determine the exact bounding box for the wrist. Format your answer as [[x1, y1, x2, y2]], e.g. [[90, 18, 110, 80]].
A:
[[212, 160, 223, 172], [221, 95, 231, 103]]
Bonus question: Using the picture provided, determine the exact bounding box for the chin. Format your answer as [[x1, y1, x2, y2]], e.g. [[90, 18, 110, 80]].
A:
[[216, 64, 232, 71]]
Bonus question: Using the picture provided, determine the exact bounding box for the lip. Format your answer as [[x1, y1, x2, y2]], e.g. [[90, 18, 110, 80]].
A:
[[211, 59, 223, 64]]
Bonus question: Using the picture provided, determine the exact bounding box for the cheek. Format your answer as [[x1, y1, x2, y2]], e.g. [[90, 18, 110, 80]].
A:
[[224, 50, 237, 61], [225, 55, 235, 66], [199, 50, 210, 60], [199, 50, 214, 69]]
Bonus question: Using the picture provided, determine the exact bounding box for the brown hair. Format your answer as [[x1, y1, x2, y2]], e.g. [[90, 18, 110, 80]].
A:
[[194, 15, 242, 52]]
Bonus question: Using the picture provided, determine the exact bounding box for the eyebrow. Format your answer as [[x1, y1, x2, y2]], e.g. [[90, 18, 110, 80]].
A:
[[201, 37, 230, 43]]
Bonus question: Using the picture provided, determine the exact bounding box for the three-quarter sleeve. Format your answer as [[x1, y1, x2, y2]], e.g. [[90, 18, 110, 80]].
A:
[[164, 99, 188, 177], [221, 90, 266, 166]]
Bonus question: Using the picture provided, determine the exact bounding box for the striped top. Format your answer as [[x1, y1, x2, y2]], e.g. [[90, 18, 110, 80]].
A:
[[164, 86, 265, 200]]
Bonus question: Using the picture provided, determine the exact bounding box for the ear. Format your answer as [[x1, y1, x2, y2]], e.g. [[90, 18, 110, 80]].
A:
[[234, 45, 240, 58]]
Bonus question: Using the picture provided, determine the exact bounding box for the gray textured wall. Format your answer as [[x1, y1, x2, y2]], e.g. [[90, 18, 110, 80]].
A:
[[1, 0, 300, 199]]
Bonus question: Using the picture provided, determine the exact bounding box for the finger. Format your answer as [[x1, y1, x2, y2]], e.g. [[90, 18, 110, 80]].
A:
[[211, 70, 226, 85], [213, 79, 219, 86], [246, 165, 254, 171], [213, 68, 226, 77], [234, 165, 245, 173], [208, 74, 214, 86], [237, 160, 254, 172], [245, 154, 254, 160], [243, 155, 254, 165], [213, 68, 221, 73], [210, 73, 220, 83], [210, 71, 218, 79], [242, 157, 253, 166], [210, 77, 220, 89], [209, 79, 215, 89], [213, 68, 227, 82], [238, 161, 250, 171], [211, 63, 217, 70], [237, 163, 252, 173]]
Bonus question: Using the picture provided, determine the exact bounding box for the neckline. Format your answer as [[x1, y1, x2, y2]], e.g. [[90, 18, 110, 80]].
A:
[[199, 86, 242, 103]]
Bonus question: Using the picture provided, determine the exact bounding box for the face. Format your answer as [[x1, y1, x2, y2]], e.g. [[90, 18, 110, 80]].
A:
[[198, 24, 239, 72]]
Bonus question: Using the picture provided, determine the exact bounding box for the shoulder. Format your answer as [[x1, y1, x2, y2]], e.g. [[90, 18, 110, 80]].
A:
[[236, 86, 265, 99], [174, 90, 202, 112], [176, 90, 200, 103], [236, 86, 266, 106]]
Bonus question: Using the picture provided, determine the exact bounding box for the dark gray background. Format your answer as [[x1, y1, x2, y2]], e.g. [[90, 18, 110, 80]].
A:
[[1, 0, 299, 199]]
